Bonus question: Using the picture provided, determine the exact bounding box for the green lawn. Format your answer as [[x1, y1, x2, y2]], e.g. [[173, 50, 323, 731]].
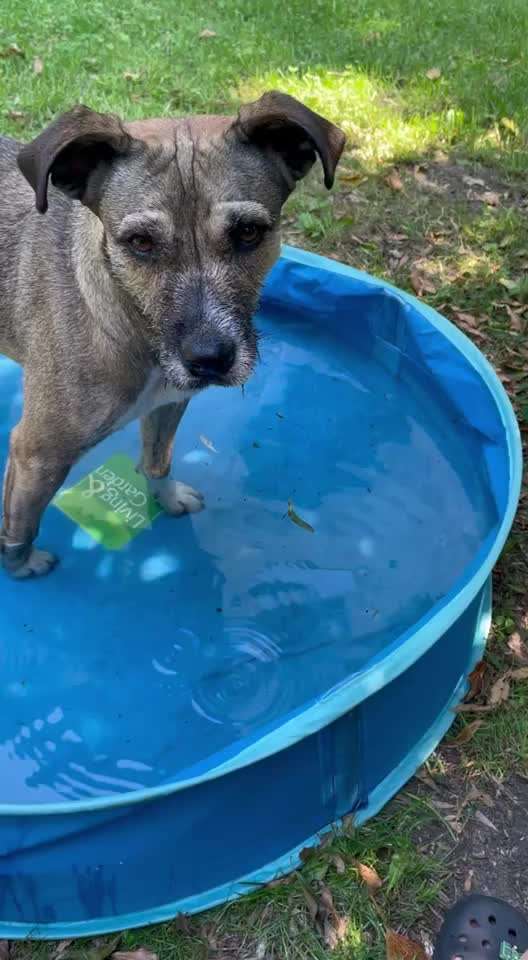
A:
[[2, 1, 528, 958]]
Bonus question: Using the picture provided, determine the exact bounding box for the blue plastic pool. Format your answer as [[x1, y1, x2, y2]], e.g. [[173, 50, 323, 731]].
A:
[[0, 247, 521, 938]]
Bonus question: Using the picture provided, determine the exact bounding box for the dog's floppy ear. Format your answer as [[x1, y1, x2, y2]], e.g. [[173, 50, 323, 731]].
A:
[[234, 91, 345, 189], [17, 105, 131, 214]]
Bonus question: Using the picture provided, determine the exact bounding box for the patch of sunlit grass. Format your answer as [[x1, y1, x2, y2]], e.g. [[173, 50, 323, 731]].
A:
[[239, 67, 466, 171]]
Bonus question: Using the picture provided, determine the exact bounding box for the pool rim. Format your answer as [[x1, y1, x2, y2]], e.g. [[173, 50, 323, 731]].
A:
[[0, 245, 522, 818]]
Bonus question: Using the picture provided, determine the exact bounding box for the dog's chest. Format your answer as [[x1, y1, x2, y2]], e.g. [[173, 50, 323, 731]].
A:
[[115, 370, 193, 429]]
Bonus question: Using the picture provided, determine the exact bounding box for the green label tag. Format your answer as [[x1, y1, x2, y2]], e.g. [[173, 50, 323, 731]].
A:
[[500, 942, 520, 960], [53, 453, 162, 549]]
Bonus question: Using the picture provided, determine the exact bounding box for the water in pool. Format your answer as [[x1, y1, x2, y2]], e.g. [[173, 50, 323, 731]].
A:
[[0, 305, 498, 802]]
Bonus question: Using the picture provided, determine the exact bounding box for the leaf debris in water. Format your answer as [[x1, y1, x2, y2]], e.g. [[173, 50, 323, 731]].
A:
[[287, 500, 314, 533], [199, 434, 218, 453]]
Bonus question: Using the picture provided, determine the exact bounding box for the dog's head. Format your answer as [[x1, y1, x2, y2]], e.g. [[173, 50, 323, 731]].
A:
[[18, 93, 345, 390]]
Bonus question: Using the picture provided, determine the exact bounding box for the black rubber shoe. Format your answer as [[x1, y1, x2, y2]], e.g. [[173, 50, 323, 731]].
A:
[[434, 895, 528, 959]]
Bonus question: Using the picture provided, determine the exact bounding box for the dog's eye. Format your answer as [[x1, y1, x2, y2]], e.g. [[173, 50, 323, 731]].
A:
[[234, 222, 264, 249], [128, 234, 154, 255]]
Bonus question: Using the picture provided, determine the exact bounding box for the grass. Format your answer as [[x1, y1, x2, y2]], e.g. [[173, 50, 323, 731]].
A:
[[11, 801, 449, 960], [2, 0, 528, 957]]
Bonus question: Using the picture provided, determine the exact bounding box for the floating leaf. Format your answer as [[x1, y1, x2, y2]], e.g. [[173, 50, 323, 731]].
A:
[[385, 170, 403, 192], [199, 434, 218, 453], [199, 28, 217, 38], [425, 67, 442, 80], [355, 860, 383, 893], [451, 719, 483, 745], [386, 929, 427, 960], [287, 500, 315, 533], [488, 674, 510, 707], [33, 56, 44, 74]]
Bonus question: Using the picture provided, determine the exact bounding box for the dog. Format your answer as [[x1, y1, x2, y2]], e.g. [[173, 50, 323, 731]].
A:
[[0, 91, 345, 578]]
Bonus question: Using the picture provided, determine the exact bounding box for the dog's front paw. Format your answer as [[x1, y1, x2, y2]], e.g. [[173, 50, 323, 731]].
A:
[[9, 548, 58, 580], [149, 478, 205, 517]]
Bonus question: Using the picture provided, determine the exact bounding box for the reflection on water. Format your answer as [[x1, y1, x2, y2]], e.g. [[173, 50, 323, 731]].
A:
[[0, 307, 498, 803]]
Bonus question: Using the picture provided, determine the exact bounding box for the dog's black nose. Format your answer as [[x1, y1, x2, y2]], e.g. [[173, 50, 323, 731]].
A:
[[181, 335, 237, 381]]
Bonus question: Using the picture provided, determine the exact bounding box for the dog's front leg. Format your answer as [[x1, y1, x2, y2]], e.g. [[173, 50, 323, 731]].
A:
[[138, 402, 204, 516], [1, 425, 74, 578]]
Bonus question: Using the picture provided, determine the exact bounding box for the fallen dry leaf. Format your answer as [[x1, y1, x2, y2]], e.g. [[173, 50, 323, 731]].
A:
[[0, 942, 9, 960], [385, 170, 404, 192], [451, 719, 483, 745], [199, 28, 217, 38], [339, 170, 367, 185], [463, 175, 486, 188], [482, 190, 501, 207], [6, 110, 26, 121], [123, 70, 140, 81], [425, 67, 442, 80], [508, 631, 528, 662], [454, 703, 492, 714], [410, 267, 436, 297], [505, 303, 524, 332], [500, 116, 520, 137], [510, 666, 528, 681], [287, 500, 314, 533], [300, 883, 319, 922], [464, 869, 474, 893], [462, 784, 495, 812], [267, 872, 295, 888], [112, 951, 159, 960], [87, 937, 122, 960], [319, 886, 349, 951], [386, 929, 427, 960], [52, 941, 73, 960], [199, 434, 218, 453], [453, 309, 480, 329], [331, 853, 346, 875], [474, 809, 498, 832], [488, 674, 510, 707], [33, 56, 44, 74], [355, 861, 383, 894], [0, 43, 25, 58], [466, 659, 487, 700], [324, 914, 349, 951]]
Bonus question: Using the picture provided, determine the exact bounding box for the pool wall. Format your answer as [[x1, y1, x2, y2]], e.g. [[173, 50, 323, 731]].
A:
[[0, 247, 521, 938]]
